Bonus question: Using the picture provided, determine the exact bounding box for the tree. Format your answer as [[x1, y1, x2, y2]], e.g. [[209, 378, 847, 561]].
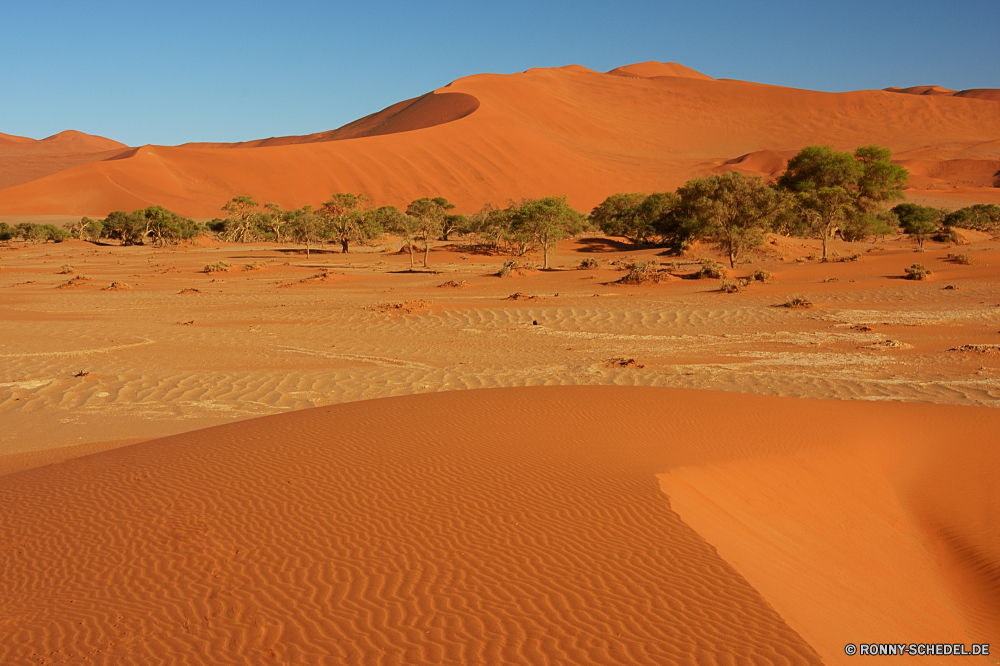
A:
[[466, 202, 515, 253], [287, 206, 324, 257], [590, 192, 648, 242], [406, 197, 455, 268], [64, 216, 103, 241], [892, 203, 940, 249], [263, 202, 291, 243], [778, 145, 909, 260], [944, 204, 1000, 232], [101, 210, 147, 245], [677, 172, 787, 268], [509, 196, 588, 269], [142, 206, 202, 246], [778, 146, 862, 261], [221, 195, 261, 243], [383, 206, 421, 270], [320, 193, 377, 253]]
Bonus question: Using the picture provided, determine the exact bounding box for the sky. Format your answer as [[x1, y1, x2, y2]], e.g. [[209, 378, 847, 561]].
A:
[[1, 0, 997, 146]]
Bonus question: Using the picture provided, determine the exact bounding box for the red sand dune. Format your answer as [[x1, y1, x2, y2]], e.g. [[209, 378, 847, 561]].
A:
[[1, 63, 999, 217], [886, 85, 1000, 102], [0, 386, 995, 664], [0, 130, 129, 189], [606, 61, 713, 80]]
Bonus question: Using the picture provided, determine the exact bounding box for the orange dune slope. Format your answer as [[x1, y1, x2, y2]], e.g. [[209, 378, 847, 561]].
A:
[[0, 130, 129, 189], [1, 386, 996, 665], [1, 63, 999, 217]]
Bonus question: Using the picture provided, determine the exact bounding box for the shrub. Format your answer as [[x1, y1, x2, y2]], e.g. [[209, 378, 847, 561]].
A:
[[204, 261, 232, 273], [780, 297, 814, 309], [579, 257, 601, 269], [719, 279, 741, 293], [59, 265, 75, 274], [696, 258, 727, 279], [616, 260, 662, 285], [904, 263, 931, 280], [750, 269, 772, 283], [947, 253, 973, 265], [242, 261, 266, 271]]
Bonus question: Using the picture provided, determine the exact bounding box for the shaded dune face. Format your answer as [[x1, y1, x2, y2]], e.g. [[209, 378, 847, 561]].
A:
[[0, 386, 829, 666], [0, 130, 131, 189], [187, 91, 482, 148], [2, 386, 998, 664]]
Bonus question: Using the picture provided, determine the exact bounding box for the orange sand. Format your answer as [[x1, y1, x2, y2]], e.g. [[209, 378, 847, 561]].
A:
[[1, 385, 996, 665], [1, 62, 998, 217]]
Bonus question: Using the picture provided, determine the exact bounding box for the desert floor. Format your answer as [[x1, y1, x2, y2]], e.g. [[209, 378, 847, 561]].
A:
[[2, 231, 999, 664]]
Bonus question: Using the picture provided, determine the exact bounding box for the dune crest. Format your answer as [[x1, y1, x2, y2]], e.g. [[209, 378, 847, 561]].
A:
[[2, 63, 1000, 216], [0, 129, 130, 189], [607, 61, 713, 80]]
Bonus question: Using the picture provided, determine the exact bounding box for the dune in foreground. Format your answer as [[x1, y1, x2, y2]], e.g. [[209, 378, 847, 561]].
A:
[[1, 62, 998, 217], [1, 386, 996, 665]]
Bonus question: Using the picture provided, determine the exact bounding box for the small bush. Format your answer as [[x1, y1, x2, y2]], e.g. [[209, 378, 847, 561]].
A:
[[719, 279, 740, 293], [242, 261, 266, 271], [204, 261, 232, 273], [840, 252, 861, 262], [696, 258, 727, 279], [947, 253, 973, 265], [578, 257, 600, 269], [617, 260, 661, 285], [496, 260, 521, 277], [904, 263, 931, 280], [750, 269, 772, 283], [59, 264, 75, 274], [780, 297, 814, 309]]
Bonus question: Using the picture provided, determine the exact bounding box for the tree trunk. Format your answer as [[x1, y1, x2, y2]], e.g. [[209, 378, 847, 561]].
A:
[[729, 248, 737, 268], [542, 243, 549, 269], [407, 240, 415, 271], [423, 239, 430, 268], [341, 238, 349, 253], [821, 229, 830, 261], [306, 238, 310, 258]]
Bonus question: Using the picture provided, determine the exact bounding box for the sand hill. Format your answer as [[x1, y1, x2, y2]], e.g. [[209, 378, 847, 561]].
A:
[[0, 130, 129, 190], [1, 386, 996, 665], [1, 62, 999, 217]]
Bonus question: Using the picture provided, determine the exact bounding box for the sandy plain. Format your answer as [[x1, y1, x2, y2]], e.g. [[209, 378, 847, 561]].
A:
[[2, 229, 1000, 665]]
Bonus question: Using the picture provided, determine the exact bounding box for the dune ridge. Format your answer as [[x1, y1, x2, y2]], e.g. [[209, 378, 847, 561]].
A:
[[0, 129, 130, 189], [2, 63, 999, 217], [1, 386, 996, 665]]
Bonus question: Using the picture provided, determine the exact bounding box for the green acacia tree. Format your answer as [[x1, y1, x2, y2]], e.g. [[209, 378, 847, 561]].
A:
[[405, 197, 455, 268], [263, 202, 293, 243], [510, 196, 588, 269], [221, 195, 261, 243], [287, 206, 324, 258], [101, 210, 147, 245], [892, 203, 940, 249], [320, 193, 378, 253], [678, 172, 787, 268]]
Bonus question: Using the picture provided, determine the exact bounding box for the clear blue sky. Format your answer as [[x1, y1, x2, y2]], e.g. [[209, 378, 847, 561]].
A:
[[2, 0, 996, 146]]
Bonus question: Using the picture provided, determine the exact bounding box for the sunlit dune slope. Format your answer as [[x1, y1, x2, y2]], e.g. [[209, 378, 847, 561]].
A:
[[886, 85, 1000, 102], [1, 62, 999, 217], [1, 386, 995, 665], [0, 129, 129, 189]]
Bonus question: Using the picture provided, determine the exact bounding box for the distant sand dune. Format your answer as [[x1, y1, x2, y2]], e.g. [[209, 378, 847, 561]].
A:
[[3, 62, 999, 217]]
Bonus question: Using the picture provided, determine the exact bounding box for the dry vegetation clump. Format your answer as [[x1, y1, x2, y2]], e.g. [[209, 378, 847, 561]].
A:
[[865, 339, 913, 350], [282, 270, 337, 287], [608, 357, 645, 368], [242, 261, 266, 271], [695, 258, 727, 279], [496, 260, 531, 277], [578, 257, 601, 269], [946, 253, 973, 265], [943, 284, 960, 290], [59, 264, 75, 274], [178, 288, 201, 295], [779, 297, 814, 309], [904, 263, 932, 280], [946, 344, 1000, 354], [204, 261, 232, 273], [506, 292, 540, 301], [750, 269, 772, 283], [366, 300, 430, 314], [437, 280, 467, 288], [616, 260, 662, 285], [102, 281, 134, 291], [838, 252, 862, 262], [56, 276, 88, 289]]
